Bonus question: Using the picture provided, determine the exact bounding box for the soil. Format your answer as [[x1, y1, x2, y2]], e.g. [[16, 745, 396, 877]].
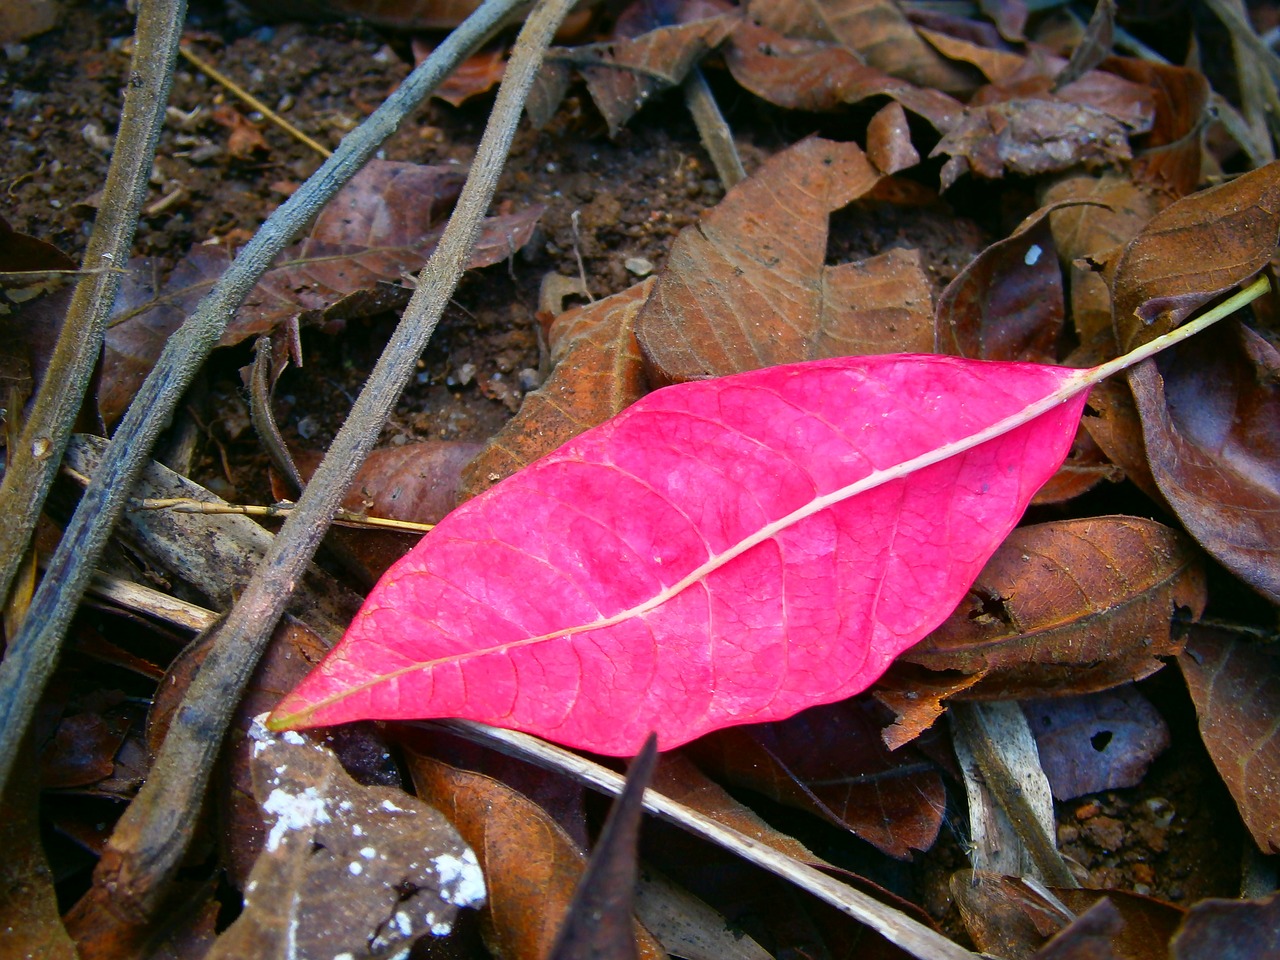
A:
[[2, 0, 1255, 950]]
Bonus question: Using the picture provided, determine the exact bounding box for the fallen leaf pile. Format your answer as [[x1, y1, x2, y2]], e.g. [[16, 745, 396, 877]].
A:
[[6, 0, 1280, 957]]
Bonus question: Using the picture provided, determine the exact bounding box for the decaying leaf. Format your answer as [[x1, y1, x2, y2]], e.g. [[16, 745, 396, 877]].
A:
[[1024, 686, 1171, 801], [651, 753, 827, 866], [1179, 626, 1280, 854], [747, 0, 980, 94], [637, 137, 935, 383], [412, 40, 507, 106], [1044, 171, 1166, 347], [724, 18, 961, 131], [407, 751, 665, 959], [1170, 892, 1280, 958], [462, 279, 652, 498], [1112, 160, 1280, 349], [688, 698, 945, 858], [207, 721, 485, 960], [534, 7, 737, 135], [936, 202, 1068, 363], [933, 100, 1133, 189], [867, 101, 921, 174], [903, 517, 1206, 698], [873, 663, 985, 750], [952, 873, 1183, 958], [1128, 322, 1280, 603], [102, 160, 541, 426], [1032, 898, 1125, 960]]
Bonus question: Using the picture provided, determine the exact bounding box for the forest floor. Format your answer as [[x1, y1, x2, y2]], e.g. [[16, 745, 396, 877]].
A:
[[3, 1, 1276, 958]]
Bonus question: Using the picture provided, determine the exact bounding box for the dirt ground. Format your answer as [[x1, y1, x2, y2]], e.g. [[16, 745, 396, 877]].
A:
[[1, 0, 1252, 941]]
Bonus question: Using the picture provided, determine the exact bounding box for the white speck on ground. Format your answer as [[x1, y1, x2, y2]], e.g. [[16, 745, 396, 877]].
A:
[[433, 849, 486, 906], [262, 786, 330, 852]]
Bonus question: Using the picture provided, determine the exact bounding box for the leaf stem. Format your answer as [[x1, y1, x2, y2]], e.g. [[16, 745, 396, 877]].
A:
[[1078, 274, 1271, 388]]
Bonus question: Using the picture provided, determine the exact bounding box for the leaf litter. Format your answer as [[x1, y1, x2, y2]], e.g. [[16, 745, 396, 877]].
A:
[[9, 1, 1280, 957]]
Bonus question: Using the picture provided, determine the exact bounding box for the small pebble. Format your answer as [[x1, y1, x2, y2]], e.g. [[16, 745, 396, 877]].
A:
[[449, 362, 476, 387], [1075, 801, 1100, 821], [625, 256, 655, 276]]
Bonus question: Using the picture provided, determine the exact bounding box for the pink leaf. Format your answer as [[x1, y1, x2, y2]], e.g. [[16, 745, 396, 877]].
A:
[[272, 354, 1089, 754]]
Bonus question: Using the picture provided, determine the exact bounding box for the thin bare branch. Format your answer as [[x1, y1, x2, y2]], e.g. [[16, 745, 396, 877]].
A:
[[92, 0, 576, 919]]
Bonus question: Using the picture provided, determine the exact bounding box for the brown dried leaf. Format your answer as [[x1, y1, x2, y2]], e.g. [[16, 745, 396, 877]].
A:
[[1024, 686, 1170, 801], [724, 19, 960, 131], [1170, 892, 1280, 958], [0, 213, 76, 295], [207, 724, 483, 960], [407, 752, 665, 960], [1044, 172, 1166, 346], [637, 137, 935, 383], [872, 663, 984, 749], [1112, 161, 1280, 351], [542, 12, 736, 135], [1031, 898, 1125, 960], [412, 41, 506, 107], [311, 440, 483, 524], [951, 871, 1075, 955], [936, 202, 1068, 362], [39, 710, 132, 790], [903, 517, 1206, 698], [866, 102, 921, 175], [64, 883, 220, 960], [916, 23, 1028, 82], [102, 161, 540, 426], [978, 0, 1027, 43], [1053, 0, 1115, 90], [0, 0, 60, 44], [1051, 890, 1182, 958], [747, 0, 980, 94], [261, 0, 510, 30], [0, 217, 80, 422], [1128, 322, 1280, 603], [461, 279, 651, 498], [1030, 425, 1123, 506], [210, 105, 270, 159], [293, 439, 483, 579], [932, 99, 1133, 190], [1075, 363, 1160, 500], [686, 699, 945, 859], [954, 874, 1183, 959], [1101, 58, 1208, 197], [1178, 626, 1280, 854]]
